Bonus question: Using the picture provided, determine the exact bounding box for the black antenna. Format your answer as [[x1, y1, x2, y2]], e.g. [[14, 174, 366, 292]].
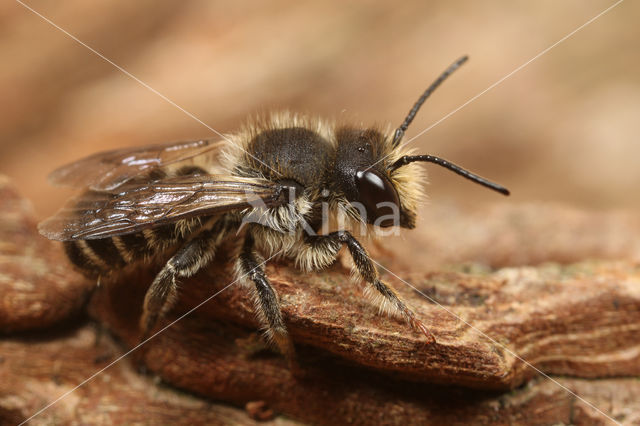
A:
[[392, 56, 469, 147], [389, 155, 510, 196]]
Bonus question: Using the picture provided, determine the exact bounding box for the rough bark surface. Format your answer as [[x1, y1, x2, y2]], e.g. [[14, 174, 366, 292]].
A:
[[0, 176, 93, 332], [2, 177, 639, 425], [0, 325, 301, 425], [2, 323, 639, 425], [90, 256, 640, 391]]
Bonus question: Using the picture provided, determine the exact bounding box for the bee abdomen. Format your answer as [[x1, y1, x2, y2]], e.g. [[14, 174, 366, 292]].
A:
[[63, 224, 185, 277], [64, 238, 124, 278]]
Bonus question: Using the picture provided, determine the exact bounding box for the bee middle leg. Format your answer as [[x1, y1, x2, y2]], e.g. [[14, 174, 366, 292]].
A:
[[140, 219, 234, 340], [302, 231, 435, 343], [237, 232, 295, 362]]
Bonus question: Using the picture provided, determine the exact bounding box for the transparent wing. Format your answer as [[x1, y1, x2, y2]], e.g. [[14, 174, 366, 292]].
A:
[[39, 175, 286, 240], [48, 139, 226, 191]]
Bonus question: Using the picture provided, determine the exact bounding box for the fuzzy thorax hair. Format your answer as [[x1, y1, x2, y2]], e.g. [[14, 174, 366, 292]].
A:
[[221, 111, 427, 231]]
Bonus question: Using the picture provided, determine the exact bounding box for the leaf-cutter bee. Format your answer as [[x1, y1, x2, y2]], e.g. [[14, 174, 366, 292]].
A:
[[39, 56, 509, 361]]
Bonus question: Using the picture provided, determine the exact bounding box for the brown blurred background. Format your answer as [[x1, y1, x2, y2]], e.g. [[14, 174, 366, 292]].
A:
[[1, 0, 639, 220]]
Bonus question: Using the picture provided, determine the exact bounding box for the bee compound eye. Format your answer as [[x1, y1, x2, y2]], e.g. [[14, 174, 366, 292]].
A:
[[354, 169, 401, 227]]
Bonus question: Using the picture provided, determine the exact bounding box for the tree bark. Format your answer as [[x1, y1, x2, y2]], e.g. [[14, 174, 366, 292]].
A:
[[2, 176, 639, 425]]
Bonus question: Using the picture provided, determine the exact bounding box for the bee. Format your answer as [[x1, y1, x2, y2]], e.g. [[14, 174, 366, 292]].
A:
[[39, 56, 509, 361]]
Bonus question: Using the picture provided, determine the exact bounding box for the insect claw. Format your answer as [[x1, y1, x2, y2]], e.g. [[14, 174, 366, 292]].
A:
[[414, 319, 436, 344], [272, 332, 297, 361]]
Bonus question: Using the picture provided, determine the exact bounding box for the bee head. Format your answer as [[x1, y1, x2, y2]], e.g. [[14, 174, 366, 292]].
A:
[[333, 127, 407, 228], [333, 55, 510, 230]]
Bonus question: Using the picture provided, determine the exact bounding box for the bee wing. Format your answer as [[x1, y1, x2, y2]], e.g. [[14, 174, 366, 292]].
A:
[[39, 175, 286, 241], [48, 139, 226, 191]]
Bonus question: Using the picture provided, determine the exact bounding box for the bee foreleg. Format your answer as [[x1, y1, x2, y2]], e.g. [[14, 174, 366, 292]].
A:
[[305, 231, 435, 343], [237, 233, 295, 363]]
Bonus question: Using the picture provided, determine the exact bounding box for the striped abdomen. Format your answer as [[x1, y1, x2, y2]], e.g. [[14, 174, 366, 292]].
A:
[[63, 224, 191, 278], [61, 165, 219, 278]]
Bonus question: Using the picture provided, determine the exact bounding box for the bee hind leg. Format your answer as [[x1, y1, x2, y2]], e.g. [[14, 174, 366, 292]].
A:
[[140, 220, 233, 341], [237, 232, 296, 364]]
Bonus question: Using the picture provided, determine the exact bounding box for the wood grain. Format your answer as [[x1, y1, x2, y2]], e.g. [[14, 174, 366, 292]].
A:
[[2, 178, 640, 424]]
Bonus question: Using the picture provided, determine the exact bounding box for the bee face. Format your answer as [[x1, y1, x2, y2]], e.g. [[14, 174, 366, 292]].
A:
[[333, 127, 406, 228]]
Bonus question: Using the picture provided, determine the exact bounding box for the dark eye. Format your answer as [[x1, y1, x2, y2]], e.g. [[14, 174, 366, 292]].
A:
[[354, 169, 400, 227]]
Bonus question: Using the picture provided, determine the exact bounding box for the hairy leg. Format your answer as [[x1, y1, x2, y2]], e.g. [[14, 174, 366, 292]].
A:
[[300, 230, 435, 343], [140, 217, 235, 339], [237, 232, 295, 362]]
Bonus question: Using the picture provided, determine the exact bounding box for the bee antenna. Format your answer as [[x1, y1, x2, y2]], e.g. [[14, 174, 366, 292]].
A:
[[392, 55, 469, 148], [389, 154, 510, 196]]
